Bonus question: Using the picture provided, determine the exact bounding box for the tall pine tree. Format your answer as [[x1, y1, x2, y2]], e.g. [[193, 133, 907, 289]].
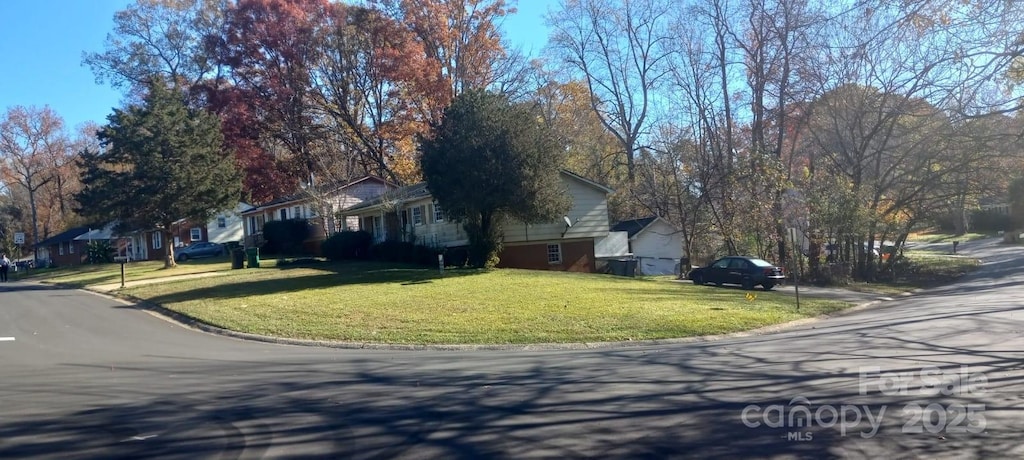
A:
[[76, 78, 242, 267]]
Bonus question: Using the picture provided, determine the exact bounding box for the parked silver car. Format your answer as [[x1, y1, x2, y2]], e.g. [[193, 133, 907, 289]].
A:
[[174, 242, 225, 261]]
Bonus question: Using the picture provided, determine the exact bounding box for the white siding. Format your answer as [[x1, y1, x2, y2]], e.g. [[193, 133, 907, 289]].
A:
[[334, 180, 391, 210], [207, 203, 250, 244], [347, 173, 610, 248], [403, 198, 467, 247], [595, 231, 629, 257], [632, 220, 683, 259], [504, 175, 610, 243], [241, 178, 394, 240]]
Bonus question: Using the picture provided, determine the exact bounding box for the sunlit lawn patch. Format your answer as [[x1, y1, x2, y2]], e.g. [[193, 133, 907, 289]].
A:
[[119, 262, 849, 345]]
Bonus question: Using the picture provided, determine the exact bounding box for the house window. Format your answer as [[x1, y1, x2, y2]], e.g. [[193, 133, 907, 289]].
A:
[[280, 208, 288, 220], [412, 206, 423, 226], [433, 202, 444, 222], [217, 217, 227, 228], [547, 244, 562, 264], [190, 227, 202, 241], [152, 231, 162, 249], [294, 205, 302, 219], [59, 243, 64, 256], [373, 216, 384, 240], [249, 216, 258, 234], [69, 241, 74, 254]]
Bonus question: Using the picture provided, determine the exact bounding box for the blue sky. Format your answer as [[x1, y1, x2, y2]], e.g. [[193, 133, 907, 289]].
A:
[[0, 0, 553, 131]]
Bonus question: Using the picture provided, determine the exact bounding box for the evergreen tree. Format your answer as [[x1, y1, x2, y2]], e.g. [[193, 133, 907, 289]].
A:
[[76, 78, 242, 267], [420, 90, 570, 268]]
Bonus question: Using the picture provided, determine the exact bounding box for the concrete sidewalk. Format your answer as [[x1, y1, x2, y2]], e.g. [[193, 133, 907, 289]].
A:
[[91, 271, 230, 292]]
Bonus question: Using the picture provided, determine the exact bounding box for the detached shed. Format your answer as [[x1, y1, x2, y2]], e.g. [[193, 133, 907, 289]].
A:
[[610, 216, 683, 276]]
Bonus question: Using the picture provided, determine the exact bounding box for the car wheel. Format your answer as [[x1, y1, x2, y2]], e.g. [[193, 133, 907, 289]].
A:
[[741, 277, 754, 290], [692, 274, 704, 285], [178, 254, 188, 262], [763, 282, 775, 291]]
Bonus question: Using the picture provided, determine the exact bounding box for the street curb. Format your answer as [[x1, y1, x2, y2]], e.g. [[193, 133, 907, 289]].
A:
[[58, 281, 918, 352]]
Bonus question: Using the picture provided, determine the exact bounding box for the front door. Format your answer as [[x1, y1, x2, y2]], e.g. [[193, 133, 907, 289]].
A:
[[385, 212, 401, 242]]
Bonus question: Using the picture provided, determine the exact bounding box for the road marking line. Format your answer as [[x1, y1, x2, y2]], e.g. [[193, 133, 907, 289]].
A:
[[0, 337, 14, 341]]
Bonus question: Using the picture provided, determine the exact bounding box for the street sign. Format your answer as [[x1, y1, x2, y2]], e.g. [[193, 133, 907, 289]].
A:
[[13, 232, 24, 245]]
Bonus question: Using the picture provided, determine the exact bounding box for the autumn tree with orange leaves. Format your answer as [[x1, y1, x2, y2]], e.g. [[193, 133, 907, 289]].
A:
[[373, 0, 514, 100], [311, 3, 446, 184]]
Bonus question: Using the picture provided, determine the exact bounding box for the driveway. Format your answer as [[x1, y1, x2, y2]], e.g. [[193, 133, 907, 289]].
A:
[[0, 238, 1022, 458]]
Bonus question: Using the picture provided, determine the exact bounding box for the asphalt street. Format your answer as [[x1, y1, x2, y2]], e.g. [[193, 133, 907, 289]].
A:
[[1, 238, 1022, 459]]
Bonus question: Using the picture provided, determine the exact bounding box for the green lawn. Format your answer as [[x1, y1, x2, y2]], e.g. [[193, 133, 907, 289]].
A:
[[842, 250, 981, 295], [898, 251, 980, 282], [111, 261, 848, 345], [17, 256, 247, 288], [906, 231, 993, 244]]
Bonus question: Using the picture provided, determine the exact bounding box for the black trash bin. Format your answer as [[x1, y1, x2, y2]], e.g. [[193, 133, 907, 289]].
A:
[[231, 248, 245, 269]]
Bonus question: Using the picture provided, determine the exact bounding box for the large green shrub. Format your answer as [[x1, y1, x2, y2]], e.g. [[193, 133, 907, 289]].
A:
[[262, 219, 312, 255], [370, 241, 442, 266], [321, 231, 373, 261], [86, 240, 115, 264], [441, 246, 469, 268], [970, 209, 1012, 232]]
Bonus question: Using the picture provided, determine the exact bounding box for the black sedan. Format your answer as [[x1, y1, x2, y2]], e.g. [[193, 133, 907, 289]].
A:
[[174, 242, 225, 262], [688, 256, 785, 290]]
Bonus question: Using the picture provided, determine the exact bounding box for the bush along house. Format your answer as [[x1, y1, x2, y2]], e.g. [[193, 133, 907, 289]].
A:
[[241, 176, 396, 254], [342, 170, 614, 273]]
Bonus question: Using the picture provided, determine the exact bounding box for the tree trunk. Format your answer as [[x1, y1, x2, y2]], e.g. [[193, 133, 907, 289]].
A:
[[164, 229, 177, 268], [28, 182, 40, 264]]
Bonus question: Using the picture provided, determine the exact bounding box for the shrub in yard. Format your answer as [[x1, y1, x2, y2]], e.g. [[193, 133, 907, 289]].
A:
[[970, 209, 1012, 233], [86, 240, 115, 264], [321, 231, 373, 261], [262, 219, 312, 255], [275, 257, 323, 267], [370, 241, 442, 266], [441, 246, 469, 268]]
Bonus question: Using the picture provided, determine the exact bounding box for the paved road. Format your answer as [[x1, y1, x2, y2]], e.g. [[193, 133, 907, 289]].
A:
[[1, 239, 1022, 459]]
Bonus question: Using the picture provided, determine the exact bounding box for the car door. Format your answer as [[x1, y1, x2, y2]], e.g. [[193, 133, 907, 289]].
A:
[[705, 258, 730, 284], [199, 243, 216, 257], [190, 243, 209, 257], [726, 258, 749, 285]]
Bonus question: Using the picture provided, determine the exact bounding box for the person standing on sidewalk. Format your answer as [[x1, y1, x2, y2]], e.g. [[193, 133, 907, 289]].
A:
[[0, 254, 10, 282]]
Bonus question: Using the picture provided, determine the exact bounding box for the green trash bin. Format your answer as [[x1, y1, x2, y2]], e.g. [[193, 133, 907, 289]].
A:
[[245, 247, 260, 268], [231, 248, 245, 269]]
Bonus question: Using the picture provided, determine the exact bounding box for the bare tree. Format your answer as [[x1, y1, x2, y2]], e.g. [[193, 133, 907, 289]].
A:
[[83, 0, 227, 99], [0, 106, 67, 262], [548, 0, 673, 181]]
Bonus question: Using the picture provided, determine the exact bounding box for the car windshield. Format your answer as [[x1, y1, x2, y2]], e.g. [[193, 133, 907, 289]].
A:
[[749, 258, 774, 267]]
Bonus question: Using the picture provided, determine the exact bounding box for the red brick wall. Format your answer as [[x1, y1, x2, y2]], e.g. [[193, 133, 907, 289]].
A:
[[497, 239, 596, 273], [47, 241, 88, 266], [147, 231, 167, 261], [171, 223, 207, 245]]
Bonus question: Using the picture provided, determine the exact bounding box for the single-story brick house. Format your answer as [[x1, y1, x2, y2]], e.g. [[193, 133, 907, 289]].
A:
[[36, 227, 92, 266]]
